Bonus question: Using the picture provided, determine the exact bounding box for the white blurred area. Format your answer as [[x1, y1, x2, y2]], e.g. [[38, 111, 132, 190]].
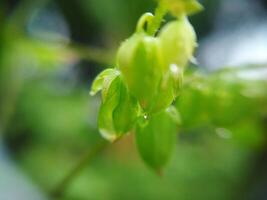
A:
[[198, 0, 267, 80], [0, 140, 47, 200]]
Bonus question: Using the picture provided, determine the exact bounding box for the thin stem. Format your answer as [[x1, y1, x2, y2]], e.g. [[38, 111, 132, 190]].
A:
[[147, 2, 168, 36], [69, 42, 115, 65], [213, 63, 267, 74], [51, 139, 109, 198], [136, 12, 154, 33]]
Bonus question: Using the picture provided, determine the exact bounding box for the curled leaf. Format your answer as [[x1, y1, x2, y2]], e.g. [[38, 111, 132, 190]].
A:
[[90, 68, 119, 96], [113, 78, 139, 134], [98, 76, 121, 142], [98, 75, 139, 142]]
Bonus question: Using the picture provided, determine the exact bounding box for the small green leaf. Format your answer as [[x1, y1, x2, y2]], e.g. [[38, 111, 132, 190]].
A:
[[98, 76, 121, 142], [98, 75, 139, 141], [90, 68, 119, 96], [135, 108, 178, 171], [113, 78, 139, 134]]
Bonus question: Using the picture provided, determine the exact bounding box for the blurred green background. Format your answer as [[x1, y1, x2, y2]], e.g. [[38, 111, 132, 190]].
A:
[[1, 0, 267, 199]]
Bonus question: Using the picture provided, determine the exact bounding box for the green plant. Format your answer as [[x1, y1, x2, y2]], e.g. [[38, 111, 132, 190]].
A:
[[90, 0, 203, 171], [2, 1, 267, 199]]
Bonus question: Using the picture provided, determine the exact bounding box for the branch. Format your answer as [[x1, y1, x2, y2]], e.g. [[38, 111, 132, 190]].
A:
[[69, 42, 115, 65], [50, 139, 109, 198]]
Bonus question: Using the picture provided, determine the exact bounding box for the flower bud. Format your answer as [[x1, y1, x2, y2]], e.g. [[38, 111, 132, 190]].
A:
[[117, 33, 164, 111], [159, 16, 197, 69], [148, 65, 183, 113], [135, 107, 178, 171], [148, 72, 175, 113]]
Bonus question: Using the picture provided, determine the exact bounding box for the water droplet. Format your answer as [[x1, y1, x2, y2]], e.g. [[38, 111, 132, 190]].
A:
[[144, 114, 148, 120]]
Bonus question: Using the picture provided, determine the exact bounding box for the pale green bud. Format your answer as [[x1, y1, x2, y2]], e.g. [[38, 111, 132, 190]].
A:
[[117, 33, 164, 111], [135, 107, 178, 171], [159, 16, 197, 69]]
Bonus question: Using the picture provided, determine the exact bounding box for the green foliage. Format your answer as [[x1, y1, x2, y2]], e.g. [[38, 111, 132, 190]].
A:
[[11, 65, 267, 200], [97, 76, 122, 141], [112, 80, 139, 134], [97, 75, 139, 141], [2, 0, 267, 199], [91, 0, 202, 170], [90, 68, 119, 96], [176, 70, 267, 148]]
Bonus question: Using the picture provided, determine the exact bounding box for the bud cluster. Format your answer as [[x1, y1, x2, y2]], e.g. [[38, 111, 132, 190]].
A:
[[90, 0, 202, 171]]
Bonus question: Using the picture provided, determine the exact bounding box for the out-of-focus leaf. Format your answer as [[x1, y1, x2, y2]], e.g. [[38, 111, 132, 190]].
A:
[[80, 0, 153, 36], [135, 108, 177, 171], [176, 70, 267, 148]]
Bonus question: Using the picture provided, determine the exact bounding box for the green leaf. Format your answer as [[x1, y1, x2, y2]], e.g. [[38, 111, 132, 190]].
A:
[[135, 108, 178, 171], [98, 75, 139, 141], [113, 79, 139, 134], [90, 68, 119, 96], [98, 76, 121, 142]]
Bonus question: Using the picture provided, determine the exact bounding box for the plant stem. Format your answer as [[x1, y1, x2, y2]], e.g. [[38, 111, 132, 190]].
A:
[[51, 139, 109, 198], [69, 42, 115, 65], [147, 2, 168, 36]]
